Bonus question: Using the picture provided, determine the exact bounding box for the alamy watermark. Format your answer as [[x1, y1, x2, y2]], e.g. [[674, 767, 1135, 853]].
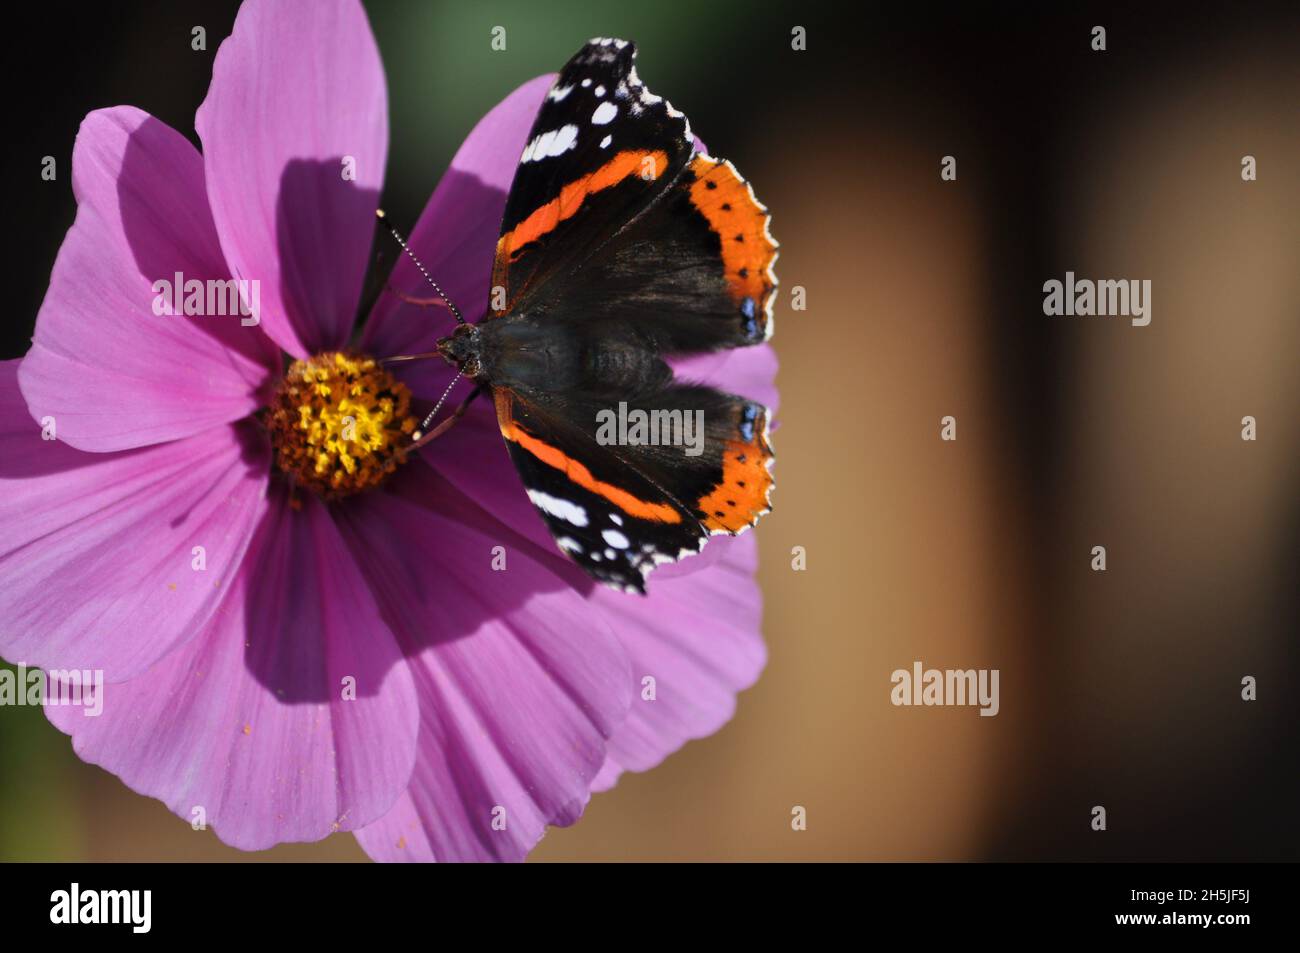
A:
[[0, 663, 103, 717], [890, 660, 1000, 716], [50, 883, 150, 933], [1043, 271, 1151, 326], [595, 401, 704, 457], [151, 272, 260, 326]]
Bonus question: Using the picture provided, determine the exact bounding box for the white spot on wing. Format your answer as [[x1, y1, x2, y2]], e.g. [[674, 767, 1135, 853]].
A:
[[528, 489, 588, 526], [602, 528, 630, 549], [547, 84, 574, 102], [521, 124, 580, 163], [591, 102, 618, 125]]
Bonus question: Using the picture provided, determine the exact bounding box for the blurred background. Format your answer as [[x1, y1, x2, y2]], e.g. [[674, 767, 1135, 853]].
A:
[[1, 1, 1296, 861]]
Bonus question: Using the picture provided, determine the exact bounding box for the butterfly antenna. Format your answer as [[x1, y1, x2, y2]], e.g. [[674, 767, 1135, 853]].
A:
[[375, 209, 466, 325], [420, 371, 464, 435]]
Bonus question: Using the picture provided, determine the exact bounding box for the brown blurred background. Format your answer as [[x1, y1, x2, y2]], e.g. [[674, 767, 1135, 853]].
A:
[[2, 1, 1296, 861]]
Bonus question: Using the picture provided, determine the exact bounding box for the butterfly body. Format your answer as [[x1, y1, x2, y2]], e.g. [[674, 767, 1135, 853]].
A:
[[438, 316, 670, 398], [442, 38, 779, 593]]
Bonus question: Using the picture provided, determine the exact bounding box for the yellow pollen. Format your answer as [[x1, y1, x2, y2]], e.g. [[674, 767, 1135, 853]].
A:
[[266, 352, 418, 499]]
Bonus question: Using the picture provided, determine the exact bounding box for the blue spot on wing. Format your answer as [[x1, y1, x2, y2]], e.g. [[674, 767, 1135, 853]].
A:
[[740, 296, 761, 340]]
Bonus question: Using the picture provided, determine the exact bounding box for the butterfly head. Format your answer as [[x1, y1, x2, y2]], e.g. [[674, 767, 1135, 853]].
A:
[[437, 323, 484, 379]]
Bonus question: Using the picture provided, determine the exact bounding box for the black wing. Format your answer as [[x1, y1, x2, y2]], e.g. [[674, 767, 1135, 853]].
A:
[[490, 38, 696, 317], [494, 383, 773, 593]]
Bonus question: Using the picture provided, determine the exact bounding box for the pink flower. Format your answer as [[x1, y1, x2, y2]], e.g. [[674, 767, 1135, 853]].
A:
[[0, 0, 776, 861]]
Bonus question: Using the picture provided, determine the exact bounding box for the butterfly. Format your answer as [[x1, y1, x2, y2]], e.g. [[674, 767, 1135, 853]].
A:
[[397, 38, 778, 593]]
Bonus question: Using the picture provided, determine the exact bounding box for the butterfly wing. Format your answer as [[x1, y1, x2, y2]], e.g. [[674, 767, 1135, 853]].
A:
[[518, 151, 779, 352], [494, 383, 773, 593], [491, 38, 696, 316], [491, 39, 777, 353]]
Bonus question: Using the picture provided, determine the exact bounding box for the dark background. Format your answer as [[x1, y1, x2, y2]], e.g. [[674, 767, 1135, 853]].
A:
[[1, 1, 1296, 860]]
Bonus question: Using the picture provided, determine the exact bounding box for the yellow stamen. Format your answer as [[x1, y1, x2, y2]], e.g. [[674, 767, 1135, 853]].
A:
[[266, 352, 418, 499]]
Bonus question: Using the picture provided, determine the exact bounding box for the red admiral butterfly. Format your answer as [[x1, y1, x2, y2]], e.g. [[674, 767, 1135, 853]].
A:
[[394, 38, 778, 593]]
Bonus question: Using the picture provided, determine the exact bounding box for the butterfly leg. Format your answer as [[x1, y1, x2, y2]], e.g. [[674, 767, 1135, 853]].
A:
[[382, 350, 442, 365], [383, 285, 454, 309], [410, 384, 483, 451]]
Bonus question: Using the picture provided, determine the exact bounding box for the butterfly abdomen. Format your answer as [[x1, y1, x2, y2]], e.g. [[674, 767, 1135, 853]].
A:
[[578, 330, 672, 396]]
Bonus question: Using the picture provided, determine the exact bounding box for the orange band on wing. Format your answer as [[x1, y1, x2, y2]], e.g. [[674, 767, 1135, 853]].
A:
[[498, 149, 670, 259], [697, 408, 774, 533], [687, 155, 777, 318], [497, 392, 683, 524]]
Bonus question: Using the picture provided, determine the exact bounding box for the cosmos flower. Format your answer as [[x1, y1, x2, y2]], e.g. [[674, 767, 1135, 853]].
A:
[[0, 0, 776, 861]]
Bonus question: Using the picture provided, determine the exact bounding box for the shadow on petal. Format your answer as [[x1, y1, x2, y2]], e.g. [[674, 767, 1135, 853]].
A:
[[117, 115, 281, 386], [275, 158, 381, 352]]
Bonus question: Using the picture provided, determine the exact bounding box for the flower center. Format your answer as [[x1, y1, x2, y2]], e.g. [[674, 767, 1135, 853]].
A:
[[267, 352, 418, 499]]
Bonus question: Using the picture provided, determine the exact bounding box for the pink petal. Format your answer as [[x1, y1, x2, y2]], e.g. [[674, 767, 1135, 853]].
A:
[[45, 491, 420, 851], [671, 343, 780, 415], [196, 0, 388, 357], [340, 465, 631, 861], [361, 74, 554, 398], [19, 107, 278, 452], [588, 531, 766, 791], [422, 400, 560, 554], [0, 360, 271, 681]]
